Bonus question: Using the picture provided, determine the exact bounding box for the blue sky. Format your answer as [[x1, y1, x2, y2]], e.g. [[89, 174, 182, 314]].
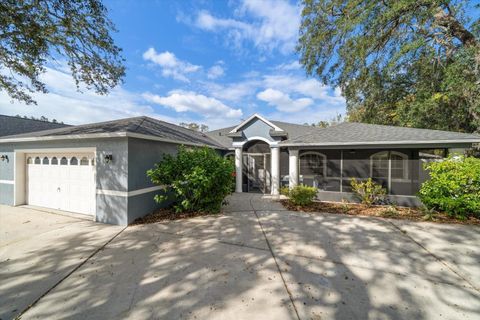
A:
[[0, 0, 346, 129]]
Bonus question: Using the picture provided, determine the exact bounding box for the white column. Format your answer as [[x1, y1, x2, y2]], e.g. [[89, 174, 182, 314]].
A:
[[288, 149, 299, 189], [235, 147, 243, 193], [271, 146, 280, 195]]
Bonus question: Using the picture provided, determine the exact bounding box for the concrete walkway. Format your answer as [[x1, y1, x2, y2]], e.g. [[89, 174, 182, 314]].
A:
[[3, 194, 480, 319]]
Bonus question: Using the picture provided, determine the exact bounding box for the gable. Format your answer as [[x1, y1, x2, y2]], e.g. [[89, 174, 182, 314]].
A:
[[229, 114, 284, 133]]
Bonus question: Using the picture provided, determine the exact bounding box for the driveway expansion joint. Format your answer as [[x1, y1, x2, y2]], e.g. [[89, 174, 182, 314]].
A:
[[250, 197, 301, 320], [388, 220, 480, 293]]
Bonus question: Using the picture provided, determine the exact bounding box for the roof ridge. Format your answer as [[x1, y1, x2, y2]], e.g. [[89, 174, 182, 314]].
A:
[[0, 114, 70, 126]]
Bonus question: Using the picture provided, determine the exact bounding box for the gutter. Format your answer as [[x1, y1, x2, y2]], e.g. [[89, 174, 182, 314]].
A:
[[280, 139, 480, 147], [0, 131, 227, 150]]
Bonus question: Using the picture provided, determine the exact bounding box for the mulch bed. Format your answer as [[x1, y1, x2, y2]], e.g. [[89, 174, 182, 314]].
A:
[[281, 200, 480, 225], [131, 208, 217, 225]]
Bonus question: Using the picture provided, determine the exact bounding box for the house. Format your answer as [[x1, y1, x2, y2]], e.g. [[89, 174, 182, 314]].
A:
[[0, 114, 479, 225], [206, 114, 480, 206], [0, 114, 69, 137]]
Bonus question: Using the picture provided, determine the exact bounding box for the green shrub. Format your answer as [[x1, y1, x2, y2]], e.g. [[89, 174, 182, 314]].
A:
[[418, 156, 480, 218], [350, 178, 387, 207], [280, 186, 290, 196], [288, 185, 317, 206], [147, 146, 235, 213]]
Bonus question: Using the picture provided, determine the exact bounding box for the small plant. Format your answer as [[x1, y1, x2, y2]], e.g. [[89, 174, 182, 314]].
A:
[[350, 178, 387, 207], [288, 185, 317, 206], [280, 186, 290, 196], [340, 199, 350, 213], [381, 205, 399, 218], [420, 206, 437, 221], [419, 156, 480, 218]]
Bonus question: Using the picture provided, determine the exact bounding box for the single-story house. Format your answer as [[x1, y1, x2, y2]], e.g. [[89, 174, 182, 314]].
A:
[[1, 113, 479, 225]]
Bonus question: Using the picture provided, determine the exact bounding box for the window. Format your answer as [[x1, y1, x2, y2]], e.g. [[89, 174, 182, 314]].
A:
[[34, 157, 41, 164], [370, 151, 408, 181], [300, 152, 326, 177], [27, 157, 33, 164], [42, 157, 49, 165], [51, 157, 58, 165], [70, 157, 78, 165], [80, 157, 89, 165], [60, 157, 68, 165], [371, 152, 389, 178]]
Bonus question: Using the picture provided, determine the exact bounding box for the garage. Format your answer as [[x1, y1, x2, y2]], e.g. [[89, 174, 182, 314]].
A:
[[26, 153, 95, 215]]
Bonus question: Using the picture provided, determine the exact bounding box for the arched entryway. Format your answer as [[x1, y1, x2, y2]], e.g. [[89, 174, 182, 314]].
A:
[[242, 140, 271, 193]]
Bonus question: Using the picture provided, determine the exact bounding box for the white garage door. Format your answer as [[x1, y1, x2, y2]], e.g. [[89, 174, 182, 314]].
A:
[[26, 153, 95, 215]]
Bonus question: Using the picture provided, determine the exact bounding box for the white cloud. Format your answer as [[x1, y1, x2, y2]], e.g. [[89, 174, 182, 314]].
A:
[[207, 64, 225, 79], [143, 90, 242, 118], [142, 48, 201, 82], [257, 88, 313, 112], [202, 79, 260, 102], [192, 0, 300, 54], [262, 75, 345, 104], [275, 60, 301, 71], [0, 65, 162, 125]]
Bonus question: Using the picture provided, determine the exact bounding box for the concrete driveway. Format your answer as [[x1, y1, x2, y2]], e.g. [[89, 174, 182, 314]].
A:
[[2, 194, 480, 319], [0, 205, 124, 320]]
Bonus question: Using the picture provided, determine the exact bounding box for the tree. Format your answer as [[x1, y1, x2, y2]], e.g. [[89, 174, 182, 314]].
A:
[[179, 122, 209, 132], [305, 113, 344, 127], [0, 0, 125, 105], [298, 0, 480, 132]]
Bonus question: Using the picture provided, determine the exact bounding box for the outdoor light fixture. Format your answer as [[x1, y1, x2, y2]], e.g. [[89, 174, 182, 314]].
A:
[[104, 154, 113, 163], [0, 155, 8, 162]]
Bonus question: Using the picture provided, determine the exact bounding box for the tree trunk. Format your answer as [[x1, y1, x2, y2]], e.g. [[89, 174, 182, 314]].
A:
[[433, 7, 477, 47]]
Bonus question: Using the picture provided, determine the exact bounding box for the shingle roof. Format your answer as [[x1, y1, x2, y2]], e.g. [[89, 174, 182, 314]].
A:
[[281, 122, 480, 146], [205, 121, 319, 148], [0, 114, 70, 137], [0, 116, 226, 148], [206, 120, 480, 148]]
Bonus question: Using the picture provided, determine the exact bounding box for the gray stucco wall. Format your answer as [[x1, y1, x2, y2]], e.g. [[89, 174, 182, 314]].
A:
[[126, 138, 179, 223], [0, 183, 14, 206], [317, 191, 423, 207], [0, 151, 14, 181]]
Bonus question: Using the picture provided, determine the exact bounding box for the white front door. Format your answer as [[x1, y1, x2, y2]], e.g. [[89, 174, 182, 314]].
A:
[[26, 153, 95, 215]]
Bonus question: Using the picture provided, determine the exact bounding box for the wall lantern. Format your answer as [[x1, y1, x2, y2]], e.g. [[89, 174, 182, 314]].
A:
[[104, 154, 113, 163], [0, 155, 8, 162]]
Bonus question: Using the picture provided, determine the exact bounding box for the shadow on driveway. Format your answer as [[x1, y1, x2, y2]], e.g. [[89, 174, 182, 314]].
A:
[[5, 194, 480, 320]]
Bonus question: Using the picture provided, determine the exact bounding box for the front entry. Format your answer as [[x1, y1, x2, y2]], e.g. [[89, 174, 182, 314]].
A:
[[246, 153, 271, 193]]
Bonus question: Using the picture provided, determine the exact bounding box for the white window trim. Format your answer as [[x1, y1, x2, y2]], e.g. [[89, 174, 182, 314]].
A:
[[299, 151, 327, 179], [370, 151, 409, 182]]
